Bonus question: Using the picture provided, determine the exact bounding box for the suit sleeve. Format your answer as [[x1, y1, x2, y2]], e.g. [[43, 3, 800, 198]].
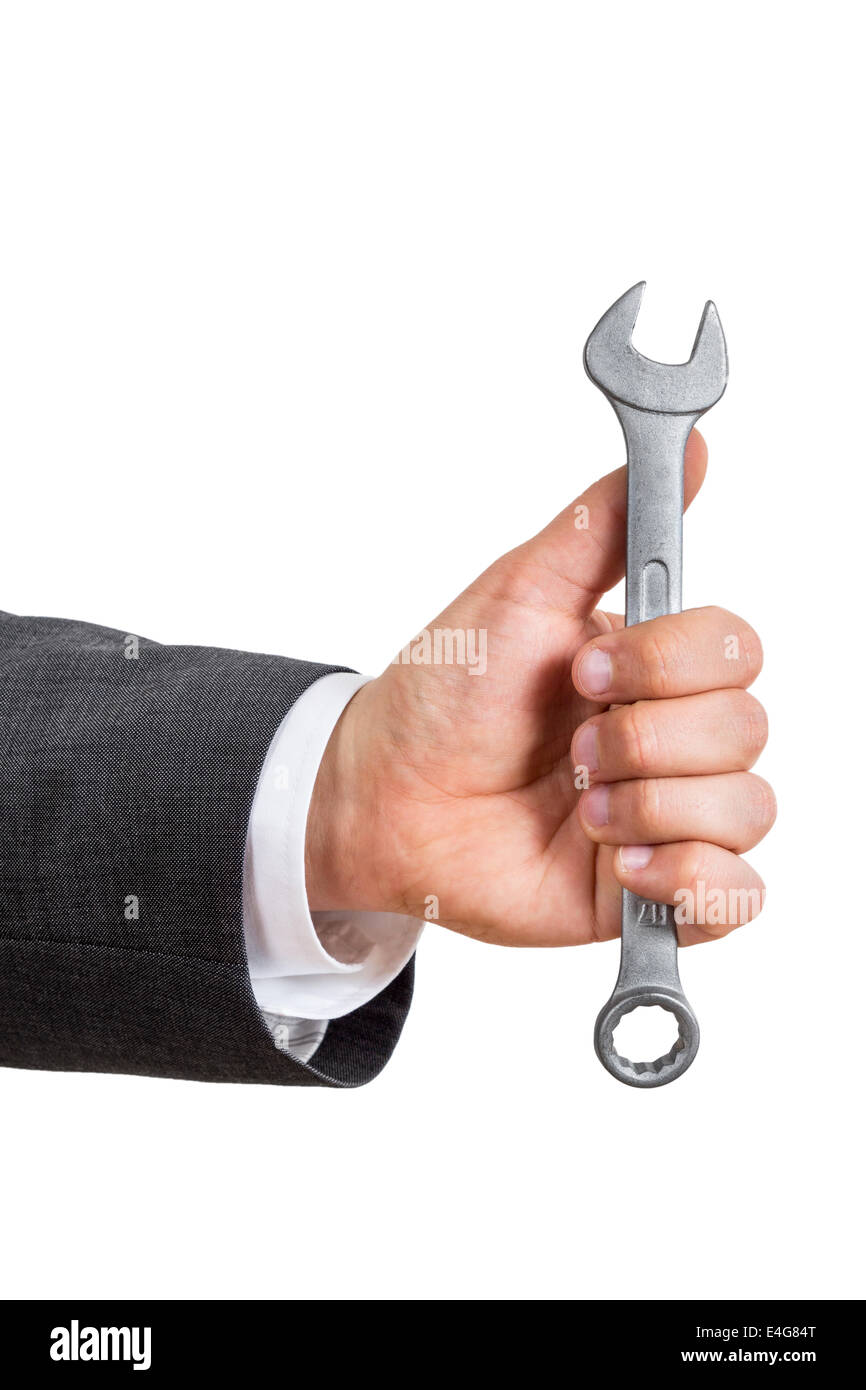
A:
[[0, 611, 414, 1086]]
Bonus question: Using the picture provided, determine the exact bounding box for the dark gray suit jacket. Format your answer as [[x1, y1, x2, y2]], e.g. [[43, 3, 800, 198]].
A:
[[0, 612, 413, 1086]]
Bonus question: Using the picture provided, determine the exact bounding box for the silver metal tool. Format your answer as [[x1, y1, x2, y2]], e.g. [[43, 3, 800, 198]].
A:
[[584, 283, 728, 1087]]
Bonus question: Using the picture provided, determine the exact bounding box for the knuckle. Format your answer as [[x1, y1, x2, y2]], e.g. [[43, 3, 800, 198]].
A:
[[748, 774, 778, 835], [641, 624, 688, 695], [739, 622, 764, 683], [703, 603, 731, 628], [737, 692, 769, 762], [721, 609, 764, 684], [618, 703, 657, 775], [680, 842, 711, 892], [721, 873, 767, 928], [634, 777, 664, 836], [744, 878, 767, 923]]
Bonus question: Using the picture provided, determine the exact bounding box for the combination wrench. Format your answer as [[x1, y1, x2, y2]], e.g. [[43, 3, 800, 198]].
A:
[[583, 283, 728, 1087]]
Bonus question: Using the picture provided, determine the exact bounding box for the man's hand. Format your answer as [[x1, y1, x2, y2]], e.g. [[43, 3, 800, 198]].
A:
[[306, 431, 774, 947]]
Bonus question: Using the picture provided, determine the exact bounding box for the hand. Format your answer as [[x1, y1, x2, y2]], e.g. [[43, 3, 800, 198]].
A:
[[306, 431, 774, 947]]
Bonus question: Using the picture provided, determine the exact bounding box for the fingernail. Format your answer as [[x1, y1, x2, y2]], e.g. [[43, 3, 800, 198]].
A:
[[581, 784, 609, 827], [573, 722, 599, 775], [577, 647, 612, 696], [619, 844, 653, 871]]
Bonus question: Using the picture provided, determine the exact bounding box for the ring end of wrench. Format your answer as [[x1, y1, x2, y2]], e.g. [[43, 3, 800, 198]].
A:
[[594, 988, 700, 1089]]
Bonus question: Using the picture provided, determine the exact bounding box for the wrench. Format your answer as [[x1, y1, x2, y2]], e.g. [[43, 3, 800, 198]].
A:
[[583, 283, 728, 1087]]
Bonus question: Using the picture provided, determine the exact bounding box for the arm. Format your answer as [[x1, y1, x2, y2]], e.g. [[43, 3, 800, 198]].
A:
[[0, 430, 774, 1086], [0, 612, 411, 1086]]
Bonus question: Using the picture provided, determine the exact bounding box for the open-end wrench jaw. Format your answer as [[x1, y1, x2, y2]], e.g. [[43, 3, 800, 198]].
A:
[[584, 283, 728, 1088], [584, 281, 728, 417]]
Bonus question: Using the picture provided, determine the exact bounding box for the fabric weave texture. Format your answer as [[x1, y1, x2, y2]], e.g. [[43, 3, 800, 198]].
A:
[[0, 612, 413, 1086]]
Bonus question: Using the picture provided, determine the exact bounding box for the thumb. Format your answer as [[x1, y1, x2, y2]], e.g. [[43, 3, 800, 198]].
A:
[[508, 428, 708, 617]]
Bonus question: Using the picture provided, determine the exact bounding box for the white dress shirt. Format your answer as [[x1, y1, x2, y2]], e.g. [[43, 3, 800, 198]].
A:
[[242, 672, 423, 1064]]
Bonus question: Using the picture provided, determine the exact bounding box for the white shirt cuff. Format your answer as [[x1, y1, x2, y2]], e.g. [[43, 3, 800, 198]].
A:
[[242, 671, 423, 1031]]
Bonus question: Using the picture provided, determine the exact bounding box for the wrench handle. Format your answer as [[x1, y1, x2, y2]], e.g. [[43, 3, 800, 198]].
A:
[[622, 404, 687, 974], [593, 404, 700, 1086], [623, 407, 686, 625]]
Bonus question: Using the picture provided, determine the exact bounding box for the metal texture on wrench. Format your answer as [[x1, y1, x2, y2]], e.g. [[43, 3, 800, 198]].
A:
[[583, 283, 728, 1087]]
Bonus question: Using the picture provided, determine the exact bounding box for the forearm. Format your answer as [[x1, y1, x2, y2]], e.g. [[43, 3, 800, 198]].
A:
[[0, 611, 415, 1086]]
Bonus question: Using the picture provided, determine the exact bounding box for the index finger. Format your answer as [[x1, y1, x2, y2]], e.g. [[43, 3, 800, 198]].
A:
[[572, 606, 763, 704]]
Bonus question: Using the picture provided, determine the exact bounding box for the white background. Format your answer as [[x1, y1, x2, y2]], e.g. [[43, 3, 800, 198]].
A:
[[1, 1, 862, 1300]]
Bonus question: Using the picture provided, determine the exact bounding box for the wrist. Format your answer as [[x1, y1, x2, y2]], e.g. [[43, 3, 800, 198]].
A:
[[304, 680, 392, 913]]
